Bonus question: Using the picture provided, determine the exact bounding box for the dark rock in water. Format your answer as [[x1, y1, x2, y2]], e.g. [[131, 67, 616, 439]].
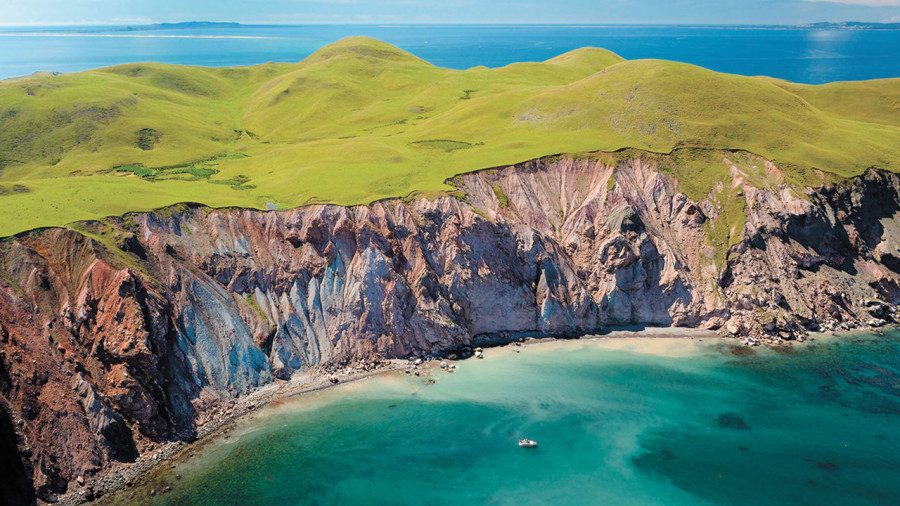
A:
[[722, 344, 755, 356], [771, 345, 797, 355], [631, 447, 676, 473], [816, 461, 839, 472], [715, 413, 751, 430]]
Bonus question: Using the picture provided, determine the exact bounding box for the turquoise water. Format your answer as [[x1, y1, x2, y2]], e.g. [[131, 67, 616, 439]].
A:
[[143, 334, 900, 505], [2, 25, 899, 83]]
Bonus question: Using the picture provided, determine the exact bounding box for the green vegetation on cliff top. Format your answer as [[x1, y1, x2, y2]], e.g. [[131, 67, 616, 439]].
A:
[[1, 36, 899, 237]]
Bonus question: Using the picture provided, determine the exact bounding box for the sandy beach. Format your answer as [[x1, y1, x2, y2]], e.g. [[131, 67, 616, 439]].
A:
[[68, 325, 824, 504]]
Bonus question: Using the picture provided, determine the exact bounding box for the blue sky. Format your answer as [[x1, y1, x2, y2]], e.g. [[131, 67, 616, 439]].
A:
[[2, 0, 899, 26]]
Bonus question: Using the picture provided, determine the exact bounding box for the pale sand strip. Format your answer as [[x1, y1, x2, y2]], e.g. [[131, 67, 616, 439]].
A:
[[77, 327, 730, 504]]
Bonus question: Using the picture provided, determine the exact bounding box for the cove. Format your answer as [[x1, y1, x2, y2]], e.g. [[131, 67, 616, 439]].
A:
[[122, 333, 900, 505]]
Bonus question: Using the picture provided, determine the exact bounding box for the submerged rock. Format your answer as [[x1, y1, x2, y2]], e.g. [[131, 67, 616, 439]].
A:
[[715, 413, 751, 431]]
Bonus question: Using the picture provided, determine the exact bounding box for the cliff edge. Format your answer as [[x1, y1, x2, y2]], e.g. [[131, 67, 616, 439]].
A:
[[2, 152, 899, 501]]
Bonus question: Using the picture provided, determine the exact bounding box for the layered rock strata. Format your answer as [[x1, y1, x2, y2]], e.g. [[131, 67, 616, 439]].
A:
[[2, 154, 899, 501]]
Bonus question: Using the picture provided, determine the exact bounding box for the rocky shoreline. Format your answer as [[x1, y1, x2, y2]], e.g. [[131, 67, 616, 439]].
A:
[[68, 332, 695, 505], [63, 323, 894, 505], [60, 359, 405, 505]]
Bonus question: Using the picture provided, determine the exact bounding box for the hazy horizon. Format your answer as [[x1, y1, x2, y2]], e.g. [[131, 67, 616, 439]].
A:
[[1, 20, 898, 28], [3, 0, 900, 27]]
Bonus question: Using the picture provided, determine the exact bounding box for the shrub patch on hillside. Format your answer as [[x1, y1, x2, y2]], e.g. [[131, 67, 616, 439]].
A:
[[410, 140, 473, 152], [110, 153, 252, 189], [210, 174, 255, 190], [0, 184, 30, 196], [136, 128, 161, 151]]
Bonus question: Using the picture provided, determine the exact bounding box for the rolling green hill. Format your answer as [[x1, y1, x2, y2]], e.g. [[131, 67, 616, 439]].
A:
[[1, 36, 899, 237]]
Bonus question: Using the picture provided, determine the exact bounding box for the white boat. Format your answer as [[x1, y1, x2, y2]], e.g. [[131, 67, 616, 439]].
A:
[[518, 438, 538, 448]]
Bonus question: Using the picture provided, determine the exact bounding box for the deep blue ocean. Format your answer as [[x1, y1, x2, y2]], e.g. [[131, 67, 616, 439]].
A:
[[1, 24, 898, 83]]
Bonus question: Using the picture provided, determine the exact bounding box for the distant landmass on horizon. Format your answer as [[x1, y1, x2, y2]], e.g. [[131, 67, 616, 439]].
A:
[[115, 21, 243, 31], [102, 20, 900, 30]]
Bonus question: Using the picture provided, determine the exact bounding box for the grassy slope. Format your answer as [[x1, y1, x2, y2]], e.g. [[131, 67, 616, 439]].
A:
[[1, 36, 899, 237]]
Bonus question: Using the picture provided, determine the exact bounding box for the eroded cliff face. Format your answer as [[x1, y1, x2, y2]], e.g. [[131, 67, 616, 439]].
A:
[[2, 154, 900, 501]]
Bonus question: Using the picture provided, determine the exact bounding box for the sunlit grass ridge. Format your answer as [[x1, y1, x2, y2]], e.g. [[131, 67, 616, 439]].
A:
[[1, 36, 899, 236]]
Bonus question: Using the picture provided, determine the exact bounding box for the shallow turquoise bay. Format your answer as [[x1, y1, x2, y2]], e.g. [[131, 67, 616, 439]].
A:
[[146, 334, 900, 505]]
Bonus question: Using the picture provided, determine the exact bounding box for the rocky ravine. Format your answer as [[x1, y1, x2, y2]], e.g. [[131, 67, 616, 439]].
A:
[[2, 154, 900, 502]]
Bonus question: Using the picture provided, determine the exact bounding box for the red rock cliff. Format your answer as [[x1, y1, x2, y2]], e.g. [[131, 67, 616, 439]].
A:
[[2, 154, 899, 501]]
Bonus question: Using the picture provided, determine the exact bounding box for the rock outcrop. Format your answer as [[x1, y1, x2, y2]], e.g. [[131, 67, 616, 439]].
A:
[[2, 153, 900, 501]]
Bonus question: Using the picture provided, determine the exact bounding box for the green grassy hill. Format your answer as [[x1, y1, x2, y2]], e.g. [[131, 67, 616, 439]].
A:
[[1, 36, 899, 236]]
